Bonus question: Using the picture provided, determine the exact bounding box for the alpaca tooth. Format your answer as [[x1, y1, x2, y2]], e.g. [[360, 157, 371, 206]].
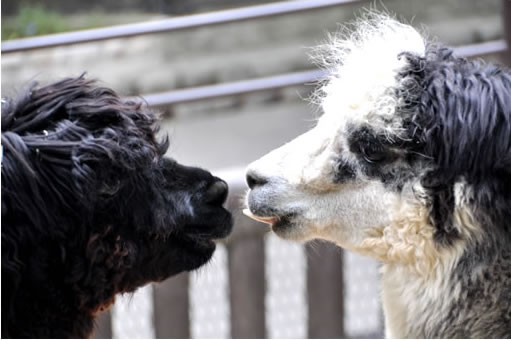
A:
[[243, 209, 278, 224]]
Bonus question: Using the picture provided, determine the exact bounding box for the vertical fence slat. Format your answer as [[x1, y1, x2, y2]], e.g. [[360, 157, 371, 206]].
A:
[[503, 0, 511, 65], [221, 171, 267, 338], [227, 214, 267, 338], [91, 310, 112, 339], [306, 241, 344, 338], [152, 273, 190, 338]]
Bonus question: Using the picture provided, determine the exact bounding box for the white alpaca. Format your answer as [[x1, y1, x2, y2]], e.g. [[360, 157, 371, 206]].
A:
[[244, 14, 511, 338]]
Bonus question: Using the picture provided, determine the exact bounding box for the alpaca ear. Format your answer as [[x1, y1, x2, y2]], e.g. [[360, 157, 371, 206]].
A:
[[71, 138, 115, 204], [70, 115, 162, 201], [70, 131, 139, 201]]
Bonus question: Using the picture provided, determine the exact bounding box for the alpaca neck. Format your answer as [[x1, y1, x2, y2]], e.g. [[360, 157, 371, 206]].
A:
[[380, 234, 511, 338], [380, 262, 454, 338]]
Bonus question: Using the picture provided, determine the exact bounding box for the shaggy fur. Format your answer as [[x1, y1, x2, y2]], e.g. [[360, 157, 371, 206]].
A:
[[244, 14, 511, 338], [1, 76, 232, 338]]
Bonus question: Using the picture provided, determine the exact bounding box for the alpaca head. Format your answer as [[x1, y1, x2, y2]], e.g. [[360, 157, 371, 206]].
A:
[[1, 76, 233, 337], [245, 14, 511, 266]]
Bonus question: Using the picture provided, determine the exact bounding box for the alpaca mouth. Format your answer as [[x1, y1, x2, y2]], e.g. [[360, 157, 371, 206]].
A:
[[180, 234, 217, 254], [194, 238, 216, 249], [243, 209, 278, 224], [243, 209, 295, 232]]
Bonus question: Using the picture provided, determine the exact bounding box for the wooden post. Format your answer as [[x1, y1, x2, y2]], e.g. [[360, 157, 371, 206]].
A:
[[91, 310, 112, 339], [222, 172, 267, 339], [227, 212, 267, 339], [152, 273, 190, 338], [306, 241, 344, 338], [503, 0, 511, 65]]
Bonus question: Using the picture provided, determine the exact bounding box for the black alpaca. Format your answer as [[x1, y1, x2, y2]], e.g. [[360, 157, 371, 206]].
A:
[[1, 76, 232, 338]]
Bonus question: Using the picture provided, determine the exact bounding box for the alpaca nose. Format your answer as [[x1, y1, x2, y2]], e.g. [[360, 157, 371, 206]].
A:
[[246, 170, 268, 190], [205, 179, 228, 205]]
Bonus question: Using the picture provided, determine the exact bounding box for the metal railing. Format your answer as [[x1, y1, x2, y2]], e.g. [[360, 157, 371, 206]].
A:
[[2, 0, 509, 108], [129, 39, 508, 107], [127, 69, 326, 106], [1, 0, 364, 53], [504, 0, 511, 65]]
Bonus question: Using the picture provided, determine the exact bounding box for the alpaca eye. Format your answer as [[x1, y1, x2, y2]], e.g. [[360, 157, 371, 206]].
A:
[[360, 144, 387, 163]]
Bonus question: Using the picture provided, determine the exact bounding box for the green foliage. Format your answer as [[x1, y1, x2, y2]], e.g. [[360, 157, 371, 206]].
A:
[[2, 5, 70, 40], [1, 6, 155, 41]]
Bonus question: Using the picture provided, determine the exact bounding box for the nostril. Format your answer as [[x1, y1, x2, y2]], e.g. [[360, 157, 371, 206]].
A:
[[205, 180, 228, 205], [246, 171, 268, 190]]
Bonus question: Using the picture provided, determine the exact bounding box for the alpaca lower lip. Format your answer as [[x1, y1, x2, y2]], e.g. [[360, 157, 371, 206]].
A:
[[243, 209, 278, 224], [270, 217, 293, 232]]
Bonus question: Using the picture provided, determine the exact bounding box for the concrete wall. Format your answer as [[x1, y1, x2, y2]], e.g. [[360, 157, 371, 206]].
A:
[[2, 0, 504, 105], [1, 0, 269, 15]]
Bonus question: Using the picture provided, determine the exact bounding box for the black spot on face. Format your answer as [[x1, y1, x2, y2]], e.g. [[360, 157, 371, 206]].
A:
[[334, 159, 356, 183], [346, 125, 408, 187], [348, 126, 398, 165]]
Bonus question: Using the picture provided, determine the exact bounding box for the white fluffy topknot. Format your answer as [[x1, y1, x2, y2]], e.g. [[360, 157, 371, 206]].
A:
[[311, 12, 426, 136]]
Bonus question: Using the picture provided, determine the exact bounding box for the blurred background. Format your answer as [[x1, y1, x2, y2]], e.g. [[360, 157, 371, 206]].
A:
[[2, 0, 510, 338]]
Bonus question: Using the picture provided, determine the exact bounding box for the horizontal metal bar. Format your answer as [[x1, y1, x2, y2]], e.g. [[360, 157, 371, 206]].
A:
[[453, 39, 507, 58], [130, 39, 508, 106], [1, 0, 363, 53], [128, 69, 327, 106], [504, 0, 511, 65]]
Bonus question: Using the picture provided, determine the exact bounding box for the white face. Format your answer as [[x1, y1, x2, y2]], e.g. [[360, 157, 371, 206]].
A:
[[245, 121, 402, 247], [244, 16, 429, 252]]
